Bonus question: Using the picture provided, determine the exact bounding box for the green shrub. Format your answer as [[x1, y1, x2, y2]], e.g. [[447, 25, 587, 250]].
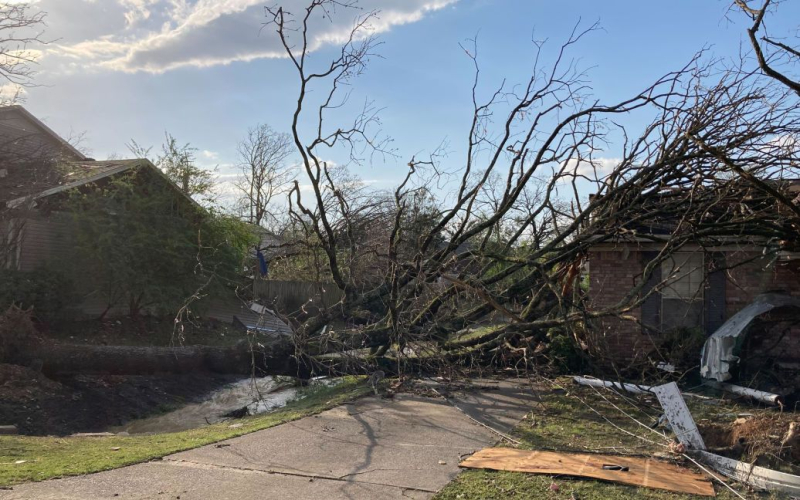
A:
[[0, 268, 76, 323], [545, 329, 585, 373]]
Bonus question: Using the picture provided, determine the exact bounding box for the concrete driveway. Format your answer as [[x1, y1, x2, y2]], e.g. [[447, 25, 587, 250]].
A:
[[2, 380, 537, 500]]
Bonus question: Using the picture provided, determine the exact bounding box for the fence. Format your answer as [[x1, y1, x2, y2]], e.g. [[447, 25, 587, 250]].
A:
[[253, 279, 344, 315]]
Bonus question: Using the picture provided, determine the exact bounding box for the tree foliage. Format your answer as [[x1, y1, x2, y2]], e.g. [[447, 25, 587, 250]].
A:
[[128, 133, 217, 204], [63, 166, 254, 319]]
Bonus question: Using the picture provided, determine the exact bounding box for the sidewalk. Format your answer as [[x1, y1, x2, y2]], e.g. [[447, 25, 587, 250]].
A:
[[3, 380, 537, 500]]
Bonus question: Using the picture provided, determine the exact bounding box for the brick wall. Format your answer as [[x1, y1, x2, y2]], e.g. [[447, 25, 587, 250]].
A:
[[588, 248, 800, 365], [587, 249, 654, 362]]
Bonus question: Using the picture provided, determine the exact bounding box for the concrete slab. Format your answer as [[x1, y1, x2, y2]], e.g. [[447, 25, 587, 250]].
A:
[[167, 394, 496, 492], [2, 461, 430, 500], [2, 379, 537, 500]]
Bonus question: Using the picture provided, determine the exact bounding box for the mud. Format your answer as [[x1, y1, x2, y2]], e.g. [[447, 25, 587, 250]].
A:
[[0, 363, 239, 436]]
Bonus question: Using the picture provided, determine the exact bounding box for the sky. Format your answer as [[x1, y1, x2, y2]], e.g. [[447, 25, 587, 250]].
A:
[[9, 0, 800, 202]]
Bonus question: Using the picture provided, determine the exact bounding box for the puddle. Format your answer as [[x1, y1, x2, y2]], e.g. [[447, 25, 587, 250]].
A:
[[108, 376, 304, 435]]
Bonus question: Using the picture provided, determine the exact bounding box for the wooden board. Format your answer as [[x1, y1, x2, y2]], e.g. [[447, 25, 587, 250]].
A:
[[459, 448, 715, 497]]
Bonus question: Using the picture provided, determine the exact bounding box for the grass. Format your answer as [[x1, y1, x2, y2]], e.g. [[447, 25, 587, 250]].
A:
[[0, 376, 370, 487], [434, 378, 789, 499]]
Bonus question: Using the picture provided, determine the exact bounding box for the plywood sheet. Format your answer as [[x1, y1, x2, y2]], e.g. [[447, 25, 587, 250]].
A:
[[459, 448, 715, 496]]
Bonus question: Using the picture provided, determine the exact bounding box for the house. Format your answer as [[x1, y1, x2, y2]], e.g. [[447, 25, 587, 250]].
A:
[[0, 106, 291, 336], [586, 184, 800, 369]]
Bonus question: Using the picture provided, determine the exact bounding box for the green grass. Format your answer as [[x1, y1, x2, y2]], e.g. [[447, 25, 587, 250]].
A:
[[0, 376, 370, 487], [435, 379, 787, 499]]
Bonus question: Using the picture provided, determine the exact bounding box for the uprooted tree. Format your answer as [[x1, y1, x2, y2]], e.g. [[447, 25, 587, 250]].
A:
[[255, 0, 800, 377]]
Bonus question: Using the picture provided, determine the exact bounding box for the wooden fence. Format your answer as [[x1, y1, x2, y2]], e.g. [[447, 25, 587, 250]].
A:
[[254, 279, 344, 315]]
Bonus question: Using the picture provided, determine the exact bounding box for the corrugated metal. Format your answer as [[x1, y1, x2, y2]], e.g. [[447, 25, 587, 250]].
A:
[[204, 298, 292, 337], [700, 293, 800, 381]]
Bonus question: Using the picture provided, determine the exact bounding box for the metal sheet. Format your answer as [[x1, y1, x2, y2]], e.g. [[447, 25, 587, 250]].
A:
[[652, 382, 706, 451], [695, 450, 800, 495], [700, 293, 800, 381], [572, 376, 653, 394]]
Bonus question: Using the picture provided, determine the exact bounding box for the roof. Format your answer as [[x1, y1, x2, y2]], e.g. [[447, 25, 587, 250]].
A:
[[7, 158, 202, 211], [0, 105, 87, 161]]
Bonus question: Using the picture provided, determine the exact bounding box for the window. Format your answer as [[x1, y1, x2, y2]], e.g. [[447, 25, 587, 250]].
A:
[[661, 253, 704, 331]]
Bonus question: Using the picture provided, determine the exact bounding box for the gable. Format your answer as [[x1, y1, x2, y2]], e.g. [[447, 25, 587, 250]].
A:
[[0, 106, 87, 204]]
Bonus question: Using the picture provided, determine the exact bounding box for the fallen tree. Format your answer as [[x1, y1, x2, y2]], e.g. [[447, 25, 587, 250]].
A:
[[1, 307, 308, 377], [254, 0, 800, 376], [16, 341, 308, 378]]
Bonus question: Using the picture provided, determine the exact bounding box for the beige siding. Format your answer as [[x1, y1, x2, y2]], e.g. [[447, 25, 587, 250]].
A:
[[17, 212, 71, 272], [13, 211, 123, 318]]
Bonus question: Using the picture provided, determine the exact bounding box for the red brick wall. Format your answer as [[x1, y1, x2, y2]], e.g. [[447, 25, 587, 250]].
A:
[[588, 248, 800, 364], [587, 249, 654, 362]]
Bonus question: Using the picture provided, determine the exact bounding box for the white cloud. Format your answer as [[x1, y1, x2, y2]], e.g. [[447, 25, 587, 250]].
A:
[[0, 82, 26, 103], [44, 0, 458, 74], [201, 149, 219, 160], [120, 0, 161, 27], [560, 156, 620, 180]]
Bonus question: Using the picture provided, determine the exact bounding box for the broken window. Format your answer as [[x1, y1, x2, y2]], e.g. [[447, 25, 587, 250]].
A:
[[661, 253, 704, 331]]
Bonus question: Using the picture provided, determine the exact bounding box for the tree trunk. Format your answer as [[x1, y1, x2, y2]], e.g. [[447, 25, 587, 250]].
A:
[[17, 340, 310, 378]]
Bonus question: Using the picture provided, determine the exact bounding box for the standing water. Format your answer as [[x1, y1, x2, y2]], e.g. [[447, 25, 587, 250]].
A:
[[108, 376, 305, 435]]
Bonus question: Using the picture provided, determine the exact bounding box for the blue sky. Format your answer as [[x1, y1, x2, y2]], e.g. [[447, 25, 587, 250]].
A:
[[13, 0, 800, 199]]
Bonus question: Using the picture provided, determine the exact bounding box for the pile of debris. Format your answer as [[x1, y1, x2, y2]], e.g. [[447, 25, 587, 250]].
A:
[[569, 376, 800, 495]]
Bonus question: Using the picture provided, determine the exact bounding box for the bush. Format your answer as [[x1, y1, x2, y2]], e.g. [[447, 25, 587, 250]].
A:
[[545, 328, 585, 373], [0, 268, 76, 324]]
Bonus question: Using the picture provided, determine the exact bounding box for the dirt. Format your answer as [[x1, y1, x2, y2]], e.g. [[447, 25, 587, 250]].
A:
[[0, 363, 239, 436], [698, 414, 800, 472]]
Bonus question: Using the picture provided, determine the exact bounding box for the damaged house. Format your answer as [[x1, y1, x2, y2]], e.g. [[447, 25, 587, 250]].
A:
[[0, 106, 290, 335], [587, 182, 800, 378]]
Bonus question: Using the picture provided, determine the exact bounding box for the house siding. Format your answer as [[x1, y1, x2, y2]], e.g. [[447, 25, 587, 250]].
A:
[[16, 212, 70, 272], [13, 211, 130, 318]]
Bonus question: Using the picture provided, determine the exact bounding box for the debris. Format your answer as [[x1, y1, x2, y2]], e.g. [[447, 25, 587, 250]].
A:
[[653, 382, 800, 495], [657, 362, 676, 373], [652, 383, 706, 451], [0, 425, 18, 435], [459, 448, 715, 496], [708, 382, 783, 406], [221, 406, 249, 419], [572, 376, 652, 394], [549, 482, 560, 492], [695, 450, 800, 495], [782, 422, 800, 449], [700, 293, 800, 382], [14, 460, 25, 465], [438, 460, 447, 465], [110, 447, 121, 451]]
